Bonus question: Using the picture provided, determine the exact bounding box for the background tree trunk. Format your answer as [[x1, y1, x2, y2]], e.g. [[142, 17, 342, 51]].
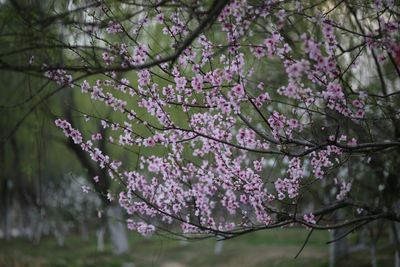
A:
[[96, 226, 106, 252], [106, 205, 129, 255], [329, 212, 348, 267]]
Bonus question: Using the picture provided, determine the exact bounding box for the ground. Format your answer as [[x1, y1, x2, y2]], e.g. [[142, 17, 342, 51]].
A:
[[0, 228, 394, 267]]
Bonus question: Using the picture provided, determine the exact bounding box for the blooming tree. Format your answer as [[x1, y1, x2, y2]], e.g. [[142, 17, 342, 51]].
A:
[[6, 0, 400, 241]]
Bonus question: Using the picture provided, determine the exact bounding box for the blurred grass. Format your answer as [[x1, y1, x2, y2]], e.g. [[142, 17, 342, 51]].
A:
[[0, 228, 394, 267]]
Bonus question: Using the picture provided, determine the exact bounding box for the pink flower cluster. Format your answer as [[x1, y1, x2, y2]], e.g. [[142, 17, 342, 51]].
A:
[[49, 0, 400, 237], [55, 119, 82, 144], [106, 21, 123, 34], [44, 67, 73, 87]]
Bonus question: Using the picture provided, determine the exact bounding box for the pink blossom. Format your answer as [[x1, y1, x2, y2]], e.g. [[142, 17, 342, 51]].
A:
[[303, 213, 316, 224], [106, 21, 123, 33]]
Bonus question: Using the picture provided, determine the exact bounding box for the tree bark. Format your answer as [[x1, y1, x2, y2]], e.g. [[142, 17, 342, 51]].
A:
[[106, 205, 130, 255], [96, 226, 105, 252], [329, 214, 348, 267]]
